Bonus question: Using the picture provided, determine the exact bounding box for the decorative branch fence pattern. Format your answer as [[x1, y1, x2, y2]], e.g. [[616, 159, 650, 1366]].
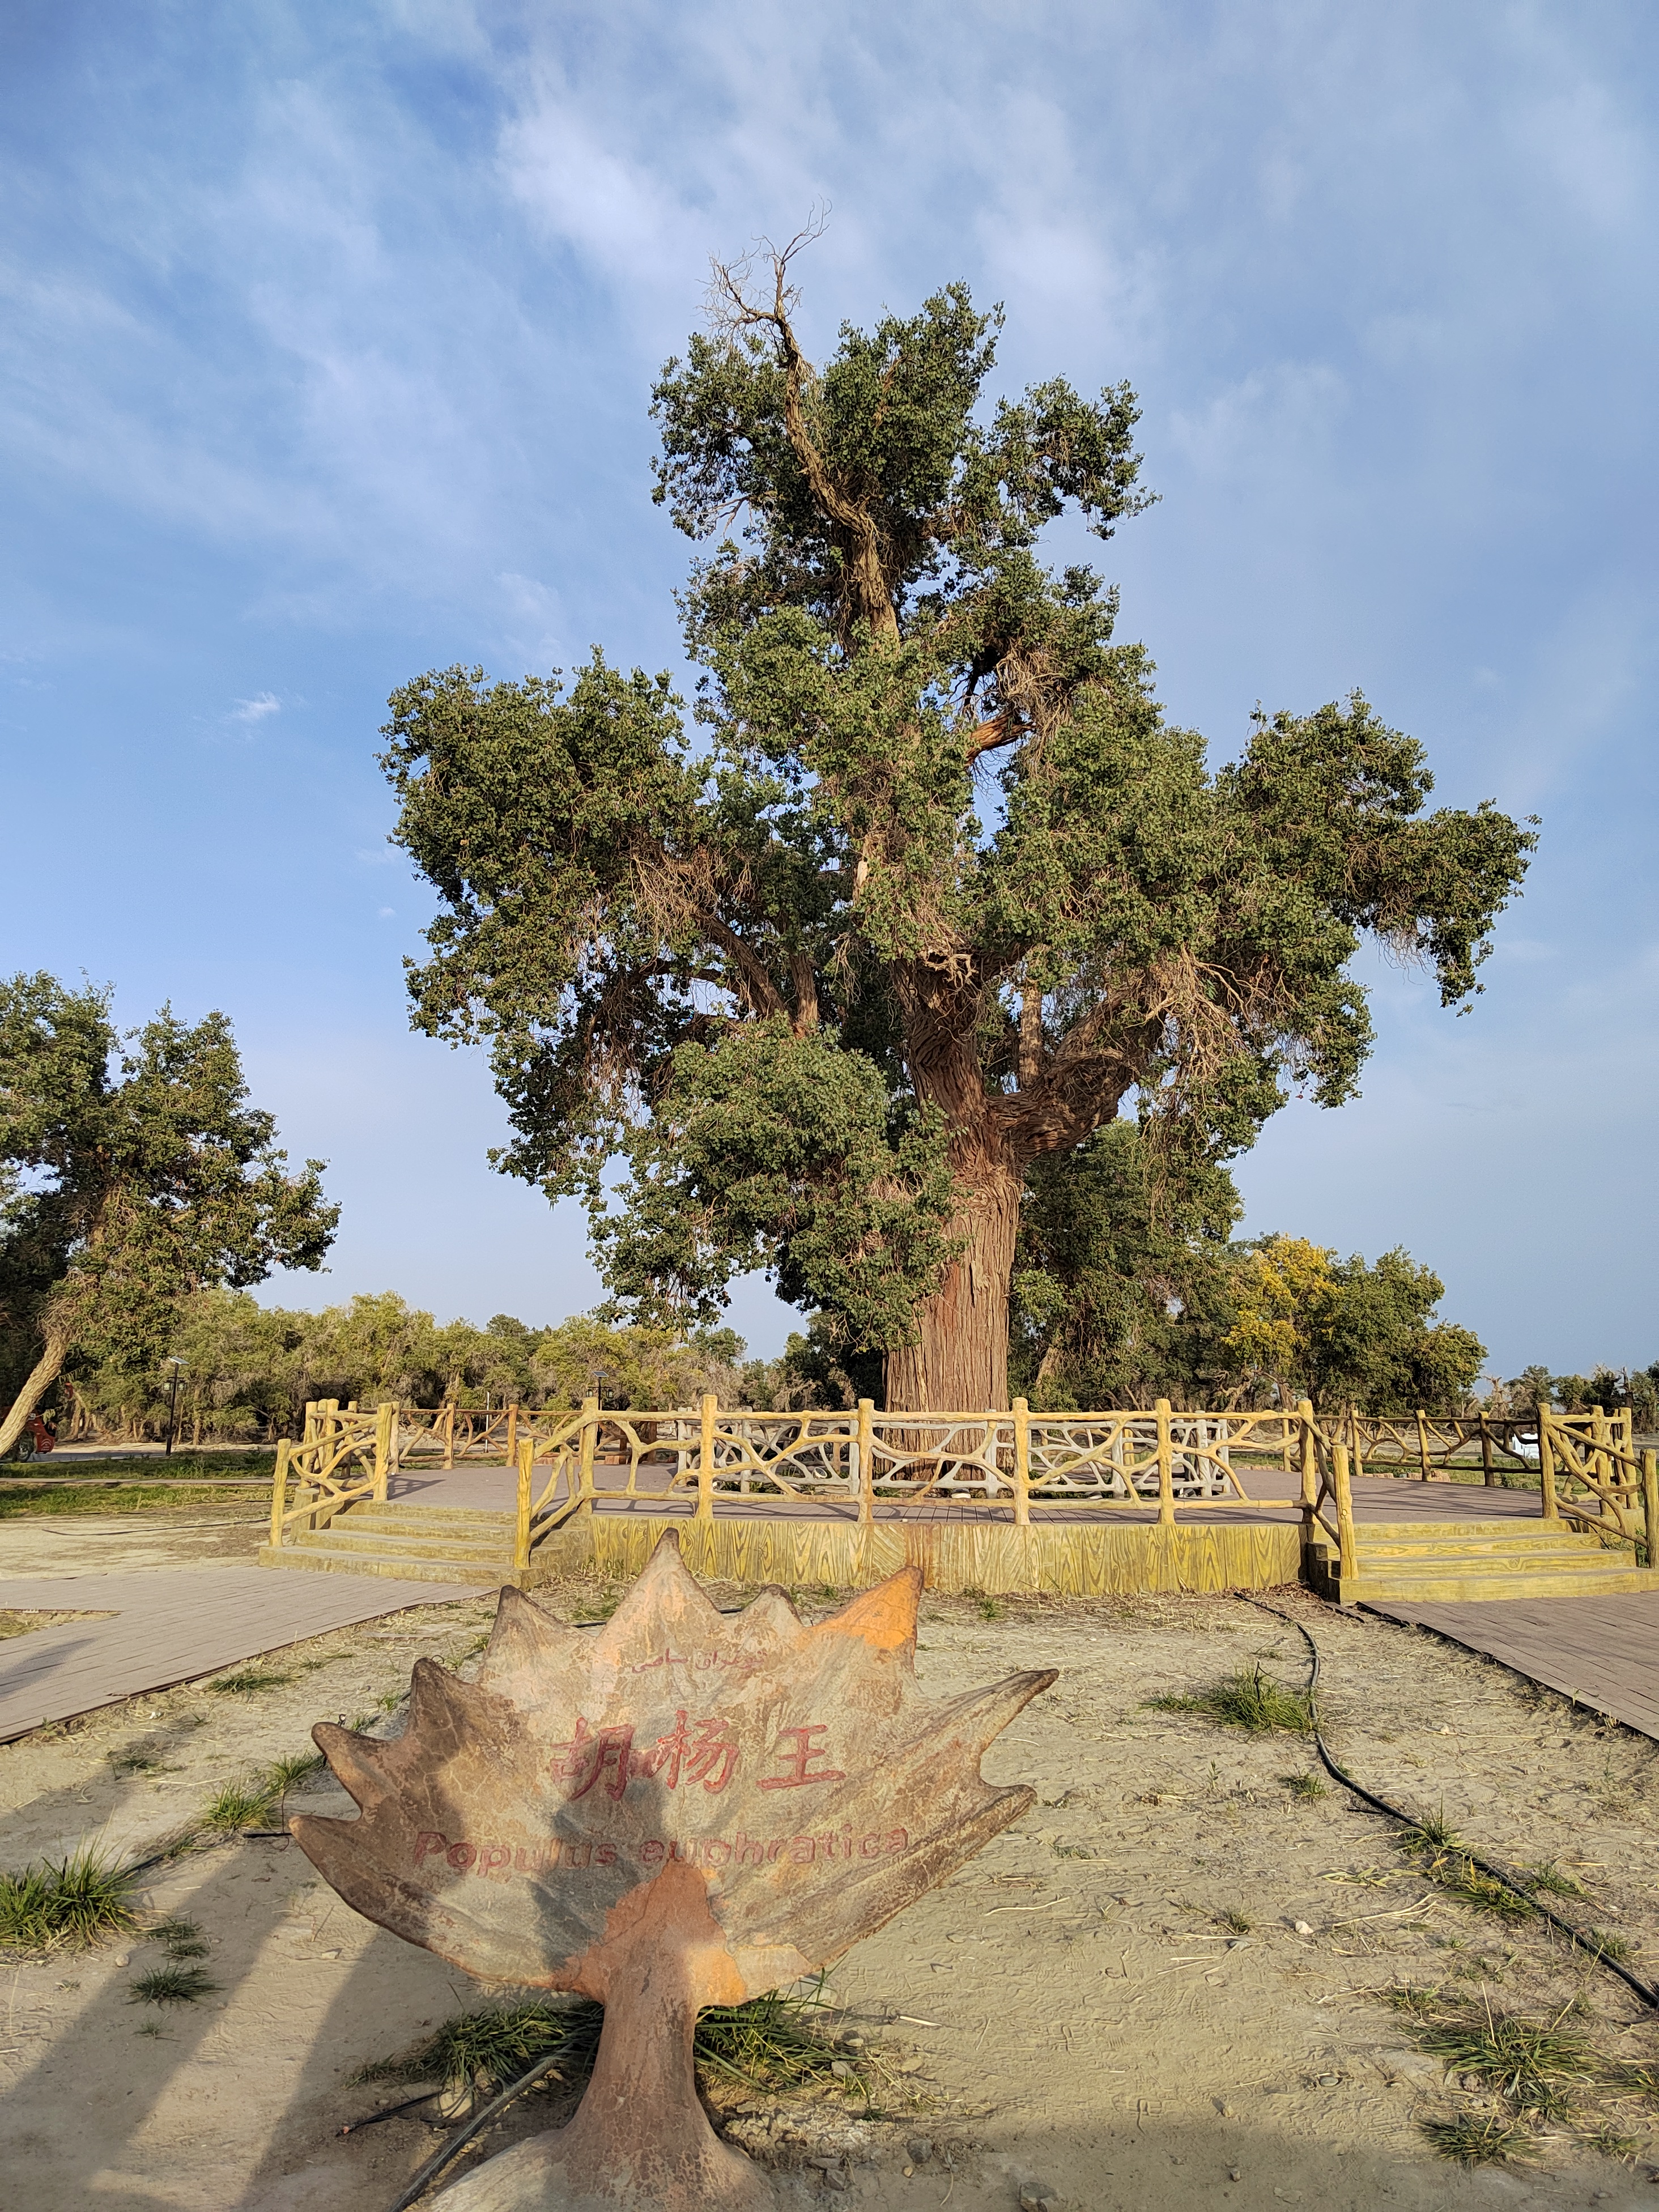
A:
[[265, 1395, 1653, 1589]]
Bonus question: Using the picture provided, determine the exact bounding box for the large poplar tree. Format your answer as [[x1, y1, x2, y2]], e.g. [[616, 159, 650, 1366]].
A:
[[384, 243, 1533, 1412]]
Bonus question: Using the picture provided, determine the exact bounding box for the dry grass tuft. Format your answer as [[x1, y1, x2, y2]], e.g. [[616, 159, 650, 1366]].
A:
[[1148, 1662, 1312, 1734], [0, 1847, 142, 1954], [355, 1982, 866, 2107], [129, 1964, 218, 2005]]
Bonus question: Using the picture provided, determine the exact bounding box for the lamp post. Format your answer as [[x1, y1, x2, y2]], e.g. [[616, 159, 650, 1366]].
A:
[[163, 1359, 184, 1457]]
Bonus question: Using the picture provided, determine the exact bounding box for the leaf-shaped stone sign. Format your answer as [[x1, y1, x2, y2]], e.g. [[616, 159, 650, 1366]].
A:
[[293, 1532, 1056, 2210]]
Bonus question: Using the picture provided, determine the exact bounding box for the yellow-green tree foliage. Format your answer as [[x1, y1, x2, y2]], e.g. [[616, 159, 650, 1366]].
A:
[[1223, 1235, 1484, 1413]]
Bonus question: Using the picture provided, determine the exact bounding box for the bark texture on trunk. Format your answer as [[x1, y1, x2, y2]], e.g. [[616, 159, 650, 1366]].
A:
[[0, 1331, 67, 1460], [884, 1158, 1022, 1414], [882, 942, 1139, 1409]]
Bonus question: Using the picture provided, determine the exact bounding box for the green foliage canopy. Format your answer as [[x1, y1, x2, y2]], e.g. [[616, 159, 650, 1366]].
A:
[[382, 249, 1534, 1406], [0, 973, 338, 1447]]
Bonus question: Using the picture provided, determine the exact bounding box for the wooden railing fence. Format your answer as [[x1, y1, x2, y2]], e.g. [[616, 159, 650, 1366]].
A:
[[268, 1398, 397, 1550], [263, 1396, 1658, 1584], [1343, 1408, 1628, 1483], [1537, 1407, 1659, 1562]]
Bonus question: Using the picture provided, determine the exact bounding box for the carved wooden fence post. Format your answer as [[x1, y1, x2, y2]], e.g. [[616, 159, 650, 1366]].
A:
[[1155, 1397, 1176, 1525], [1539, 1409, 1559, 1522], [1348, 1403, 1366, 1482], [373, 1401, 395, 1501], [1297, 1398, 1318, 1527], [1334, 1439, 1358, 1583], [514, 1436, 534, 1573], [505, 1402, 518, 1472], [578, 1395, 599, 1518], [856, 1397, 875, 1526], [695, 1393, 717, 1522], [1643, 1449, 1658, 1570], [1415, 1407, 1431, 1481], [268, 1440, 290, 1551], [1013, 1397, 1031, 1528]]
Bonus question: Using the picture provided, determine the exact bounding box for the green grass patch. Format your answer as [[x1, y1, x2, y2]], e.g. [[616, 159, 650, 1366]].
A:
[[129, 1964, 218, 2005], [1523, 1860, 1585, 1899], [1422, 2113, 1539, 2167], [355, 2001, 604, 2096], [266, 1750, 326, 1794], [207, 1669, 292, 1694], [1575, 1926, 1634, 1964], [356, 1984, 862, 2103], [0, 1449, 276, 1478], [1281, 1771, 1327, 1800], [1147, 1662, 1313, 1734], [1578, 2122, 1640, 2160], [1397, 1807, 1464, 1853], [1396, 1820, 1545, 1925], [0, 1482, 256, 1518], [198, 1777, 282, 1834], [149, 1917, 210, 1960], [1437, 1860, 1532, 1922], [0, 1846, 142, 1954], [694, 1985, 861, 2092], [110, 1749, 165, 1776], [1389, 1990, 1596, 2111]]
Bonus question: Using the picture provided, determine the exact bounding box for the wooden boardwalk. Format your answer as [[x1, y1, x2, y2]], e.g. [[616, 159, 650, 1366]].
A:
[[0, 1566, 472, 1743], [383, 1462, 1548, 1527], [1370, 1590, 1659, 1740]]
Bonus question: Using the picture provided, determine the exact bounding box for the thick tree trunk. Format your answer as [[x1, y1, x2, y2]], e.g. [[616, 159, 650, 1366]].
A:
[[0, 1331, 69, 1459], [884, 1158, 1022, 1413]]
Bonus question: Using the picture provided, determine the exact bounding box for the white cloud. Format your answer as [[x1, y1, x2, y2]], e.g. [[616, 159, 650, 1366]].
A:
[[228, 691, 281, 724]]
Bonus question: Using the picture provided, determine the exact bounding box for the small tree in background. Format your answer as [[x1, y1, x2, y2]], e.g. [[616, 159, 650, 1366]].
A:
[[384, 244, 1534, 1410], [1220, 1234, 1486, 1413], [0, 973, 338, 1455]]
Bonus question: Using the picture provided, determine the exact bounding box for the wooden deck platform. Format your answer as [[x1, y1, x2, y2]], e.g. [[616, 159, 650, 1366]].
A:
[[0, 1566, 472, 1743], [1369, 1590, 1659, 1741], [382, 1462, 1549, 1525]]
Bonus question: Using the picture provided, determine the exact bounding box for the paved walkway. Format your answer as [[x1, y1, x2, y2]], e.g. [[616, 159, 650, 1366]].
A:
[[1369, 1590, 1659, 1741], [0, 1567, 472, 1743]]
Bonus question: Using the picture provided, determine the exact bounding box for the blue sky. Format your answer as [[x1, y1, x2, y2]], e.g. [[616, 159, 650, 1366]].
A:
[[3, 1, 1654, 1377]]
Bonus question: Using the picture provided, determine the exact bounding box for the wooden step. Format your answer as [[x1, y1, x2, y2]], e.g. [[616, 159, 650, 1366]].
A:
[[261, 1500, 520, 1587], [1307, 1516, 1659, 1605], [257, 1543, 511, 1588], [1342, 1539, 1613, 1570], [1348, 1522, 1603, 1550], [1345, 1567, 1659, 1605], [291, 1532, 514, 1569], [340, 1505, 515, 1534]]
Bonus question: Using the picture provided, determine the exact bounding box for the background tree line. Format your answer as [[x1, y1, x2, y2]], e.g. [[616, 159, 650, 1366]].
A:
[[49, 1294, 752, 1446], [5, 969, 1647, 1448]]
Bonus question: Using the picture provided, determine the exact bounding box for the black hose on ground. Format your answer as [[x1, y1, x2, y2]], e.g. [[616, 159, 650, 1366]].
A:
[[384, 2051, 571, 2211], [1242, 1594, 1659, 2013], [339, 2089, 439, 2135]]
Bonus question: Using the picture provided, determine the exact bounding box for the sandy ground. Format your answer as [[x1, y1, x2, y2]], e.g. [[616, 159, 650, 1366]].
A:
[[3, 1525, 1659, 2209], [0, 1504, 273, 1576]]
